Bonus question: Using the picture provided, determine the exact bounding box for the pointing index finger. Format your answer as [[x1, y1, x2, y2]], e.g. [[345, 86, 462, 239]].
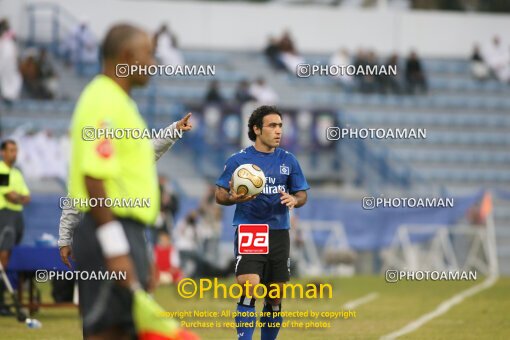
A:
[[182, 112, 192, 122]]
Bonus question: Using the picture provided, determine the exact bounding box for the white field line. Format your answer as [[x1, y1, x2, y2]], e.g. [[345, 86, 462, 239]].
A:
[[343, 292, 379, 309], [380, 275, 498, 340]]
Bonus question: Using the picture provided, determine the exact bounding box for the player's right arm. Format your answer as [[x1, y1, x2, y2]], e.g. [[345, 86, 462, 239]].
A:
[[215, 180, 257, 206], [4, 191, 30, 205], [215, 154, 257, 206]]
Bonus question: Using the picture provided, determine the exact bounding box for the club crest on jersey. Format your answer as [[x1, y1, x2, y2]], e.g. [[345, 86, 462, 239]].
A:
[[96, 139, 113, 158], [280, 164, 289, 175]]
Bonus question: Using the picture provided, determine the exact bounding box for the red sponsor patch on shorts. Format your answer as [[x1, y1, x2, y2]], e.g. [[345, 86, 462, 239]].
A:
[[238, 224, 269, 254]]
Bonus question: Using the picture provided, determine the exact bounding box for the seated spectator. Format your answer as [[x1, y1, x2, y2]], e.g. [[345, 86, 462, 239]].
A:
[[471, 43, 490, 81], [380, 53, 401, 94], [154, 23, 184, 66], [159, 175, 180, 232], [37, 48, 58, 98], [173, 211, 202, 278], [329, 48, 354, 91], [63, 21, 98, 72], [362, 50, 379, 93], [278, 30, 305, 74], [0, 19, 22, 103], [204, 80, 224, 105], [353, 49, 379, 93], [234, 79, 255, 105], [249, 77, 278, 104], [264, 36, 286, 71], [482, 35, 509, 83], [405, 50, 428, 94], [20, 48, 56, 100], [197, 185, 222, 262], [20, 49, 48, 100], [154, 232, 182, 284], [352, 49, 367, 91]]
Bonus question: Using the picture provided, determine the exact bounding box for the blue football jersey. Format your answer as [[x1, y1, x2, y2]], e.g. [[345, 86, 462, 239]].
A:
[[216, 146, 310, 230]]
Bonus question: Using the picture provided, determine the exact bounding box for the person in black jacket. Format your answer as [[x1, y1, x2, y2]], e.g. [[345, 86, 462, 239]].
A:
[[405, 50, 428, 94]]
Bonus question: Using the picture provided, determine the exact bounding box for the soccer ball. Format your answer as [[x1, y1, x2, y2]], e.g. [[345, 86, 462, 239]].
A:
[[232, 164, 266, 196]]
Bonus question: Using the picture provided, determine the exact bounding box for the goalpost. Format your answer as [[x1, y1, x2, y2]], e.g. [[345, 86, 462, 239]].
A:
[[294, 220, 355, 276], [380, 209, 499, 276]]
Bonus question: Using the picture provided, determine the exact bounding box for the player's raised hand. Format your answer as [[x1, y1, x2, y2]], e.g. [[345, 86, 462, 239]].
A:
[[176, 112, 193, 132], [279, 189, 298, 209], [229, 180, 257, 203]]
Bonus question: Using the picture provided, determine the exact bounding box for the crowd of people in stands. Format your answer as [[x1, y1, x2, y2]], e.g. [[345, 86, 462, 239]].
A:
[[263, 30, 510, 94], [4, 15, 509, 106], [263, 29, 429, 94], [0, 19, 188, 102], [5, 129, 68, 181], [204, 77, 279, 106], [0, 18, 59, 103]]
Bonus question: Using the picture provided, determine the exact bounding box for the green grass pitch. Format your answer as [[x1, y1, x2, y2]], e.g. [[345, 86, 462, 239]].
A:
[[0, 276, 508, 339]]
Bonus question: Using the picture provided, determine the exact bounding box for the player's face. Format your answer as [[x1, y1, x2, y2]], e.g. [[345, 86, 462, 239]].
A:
[[129, 32, 155, 87], [258, 114, 283, 149], [0, 143, 17, 164]]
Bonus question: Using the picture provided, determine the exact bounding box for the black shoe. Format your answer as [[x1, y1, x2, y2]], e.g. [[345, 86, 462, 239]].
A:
[[0, 306, 14, 316]]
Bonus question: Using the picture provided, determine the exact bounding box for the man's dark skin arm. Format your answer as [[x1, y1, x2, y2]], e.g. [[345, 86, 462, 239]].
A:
[[85, 176, 139, 289], [4, 191, 31, 205]]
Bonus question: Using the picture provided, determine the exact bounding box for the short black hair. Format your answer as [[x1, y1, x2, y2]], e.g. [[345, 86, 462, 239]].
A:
[[247, 105, 282, 142], [0, 139, 16, 150], [100, 23, 144, 60]]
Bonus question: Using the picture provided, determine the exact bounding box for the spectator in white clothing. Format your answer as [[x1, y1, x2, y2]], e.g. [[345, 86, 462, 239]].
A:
[[249, 77, 278, 105], [330, 48, 354, 90], [278, 30, 305, 74], [154, 24, 184, 66], [482, 35, 510, 83], [63, 21, 98, 70], [0, 19, 22, 103], [173, 211, 202, 278]]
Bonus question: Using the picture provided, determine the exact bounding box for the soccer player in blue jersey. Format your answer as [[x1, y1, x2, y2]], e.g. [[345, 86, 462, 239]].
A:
[[215, 105, 309, 340]]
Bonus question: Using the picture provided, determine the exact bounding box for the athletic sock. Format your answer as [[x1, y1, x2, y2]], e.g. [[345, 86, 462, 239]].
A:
[[236, 296, 256, 340], [260, 302, 282, 340]]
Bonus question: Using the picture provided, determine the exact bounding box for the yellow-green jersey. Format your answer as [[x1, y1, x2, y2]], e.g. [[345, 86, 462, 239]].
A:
[[0, 161, 30, 211], [68, 75, 159, 225]]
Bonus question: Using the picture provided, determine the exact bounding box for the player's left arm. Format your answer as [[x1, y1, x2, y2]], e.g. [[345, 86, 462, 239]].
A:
[[279, 190, 307, 209], [281, 154, 310, 209], [152, 112, 192, 161]]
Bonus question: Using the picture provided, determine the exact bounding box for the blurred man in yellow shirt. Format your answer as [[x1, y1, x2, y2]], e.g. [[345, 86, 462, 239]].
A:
[[0, 139, 30, 316]]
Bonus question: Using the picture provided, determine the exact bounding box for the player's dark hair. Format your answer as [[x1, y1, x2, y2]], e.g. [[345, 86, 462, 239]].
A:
[[0, 139, 16, 150], [100, 24, 144, 60], [248, 105, 282, 142]]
